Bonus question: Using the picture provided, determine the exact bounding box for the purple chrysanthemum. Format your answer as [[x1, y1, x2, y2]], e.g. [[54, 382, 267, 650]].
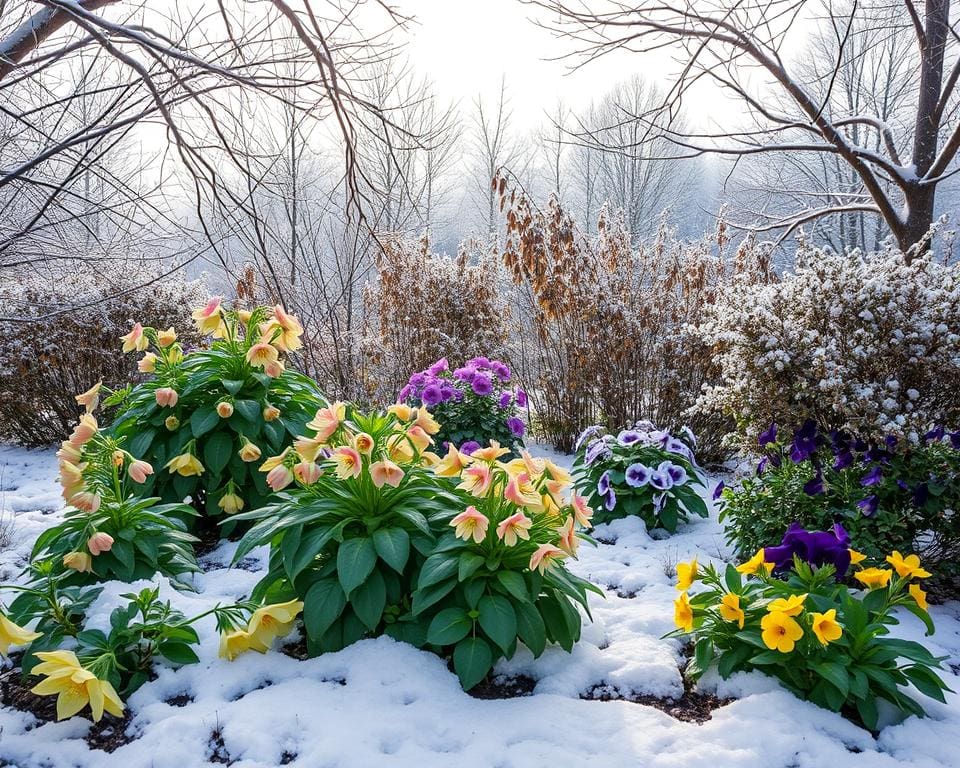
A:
[[421, 384, 443, 407], [471, 375, 493, 396], [498, 391, 512, 409], [515, 389, 527, 408], [428, 357, 449, 376], [506, 417, 525, 438], [491, 361, 511, 382]]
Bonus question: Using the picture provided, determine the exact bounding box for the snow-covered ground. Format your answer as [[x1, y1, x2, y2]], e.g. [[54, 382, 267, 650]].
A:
[[1, 443, 959, 768]]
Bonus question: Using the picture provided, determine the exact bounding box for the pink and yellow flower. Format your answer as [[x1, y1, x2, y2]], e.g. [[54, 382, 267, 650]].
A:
[[294, 461, 322, 485], [218, 492, 245, 514], [556, 516, 578, 555], [331, 447, 362, 480], [294, 436, 324, 463], [434, 443, 470, 477], [266, 464, 294, 491], [263, 404, 281, 422], [238, 440, 262, 463], [68, 492, 101, 513], [387, 403, 415, 421], [157, 327, 177, 347], [353, 432, 375, 456], [505, 472, 542, 509], [260, 305, 304, 352], [137, 352, 157, 373], [192, 297, 223, 335], [246, 342, 279, 369], [496, 512, 532, 546], [63, 551, 93, 573], [529, 543, 566, 574], [120, 322, 148, 353], [307, 402, 346, 442], [68, 414, 98, 448], [87, 532, 114, 555], [471, 441, 510, 462], [457, 465, 492, 497], [127, 459, 154, 484], [370, 459, 404, 488], [155, 387, 179, 408], [406, 425, 433, 452], [216, 401, 234, 418], [74, 382, 101, 414], [414, 408, 441, 435], [164, 451, 204, 477], [451, 506, 489, 543], [571, 493, 593, 527]]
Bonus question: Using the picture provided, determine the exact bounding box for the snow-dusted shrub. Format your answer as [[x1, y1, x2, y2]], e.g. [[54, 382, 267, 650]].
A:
[[400, 356, 527, 455], [360, 235, 511, 405], [696, 243, 960, 448], [105, 301, 324, 533], [669, 540, 950, 731], [718, 423, 960, 588], [0, 263, 204, 447], [499, 178, 774, 456], [231, 406, 597, 689], [573, 422, 706, 531]]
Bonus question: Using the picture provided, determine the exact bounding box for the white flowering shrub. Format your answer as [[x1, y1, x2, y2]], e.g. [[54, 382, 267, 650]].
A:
[[0, 263, 205, 446], [696, 242, 960, 447]]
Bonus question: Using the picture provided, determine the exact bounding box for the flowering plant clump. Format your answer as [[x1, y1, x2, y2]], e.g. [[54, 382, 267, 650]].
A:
[[32, 412, 198, 585], [412, 445, 601, 689], [573, 422, 706, 531], [668, 540, 951, 730], [400, 357, 527, 457], [229, 402, 462, 654], [695, 245, 960, 450], [719, 421, 960, 587], [104, 299, 324, 533]]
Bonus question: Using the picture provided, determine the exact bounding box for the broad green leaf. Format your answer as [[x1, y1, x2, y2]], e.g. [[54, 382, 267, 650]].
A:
[[190, 406, 220, 438], [303, 579, 346, 639], [351, 569, 387, 630], [515, 601, 546, 657], [203, 430, 234, 475], [336, 537, 378, 595], [426, 607, 472, 646], [453, 637, 492, 690], [373, 528, 410, 574], [418, 553, 459, 591], [478, 595, 517, 654]]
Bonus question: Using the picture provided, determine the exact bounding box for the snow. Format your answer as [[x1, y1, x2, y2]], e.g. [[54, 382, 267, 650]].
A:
[[2, 444, 960, 768]]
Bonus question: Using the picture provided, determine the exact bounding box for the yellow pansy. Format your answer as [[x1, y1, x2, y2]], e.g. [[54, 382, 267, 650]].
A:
[[810, 609, 842, 646], [848, 549, 867, 566], [885, 551, 931, 580], [760, 611, 803, 653], [718, 593, 745, 629], [736, 549, 774, 576], [767, 593, 807, 617], [674, 591, 693, 632], [30, 650, 124, 722], [675, 558, 698, 591], [854, 567, 892, 590]]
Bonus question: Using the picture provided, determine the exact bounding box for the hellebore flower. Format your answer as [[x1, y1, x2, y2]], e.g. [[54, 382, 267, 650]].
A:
[[857, 494, 879, 517], [556, 516, 578, 556], [87, 532, 114, 555], [218, 492, 245, 514], [165, 451, 204, 477], [127, 459, 153, 484], [30, 651, 124, 722], [155, 387, 179, 408], [451, 506, 489, 543], [120, 322, 148, 353], [860, 466, 883, 486], [459, 465, 493, 497], [331, 447, 362, 480], [294, 461, 323, 485], [74, 382, 102, 415], [260, 305, 304, 353], [496, 512, 532, 546], [529, 544, 566, 574], [758, 423, 778, 448], [192, 297, 223, 335], [0, 614, 41, 657], [625, 463, 651, 488], [763, 523, 852, 576]]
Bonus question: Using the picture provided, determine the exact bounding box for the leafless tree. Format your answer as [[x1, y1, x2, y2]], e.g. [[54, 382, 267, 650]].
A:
[[529, 0, 960, 257], [0, 0, 409, 316]]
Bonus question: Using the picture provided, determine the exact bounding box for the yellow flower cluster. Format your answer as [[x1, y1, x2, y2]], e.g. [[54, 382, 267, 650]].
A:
[[29, 650, 124, 722], [444, 443, 591, 574], [219, 600, 304, 660]]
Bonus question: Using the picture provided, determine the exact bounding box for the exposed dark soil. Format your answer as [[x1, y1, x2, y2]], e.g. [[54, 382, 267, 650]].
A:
[[580, 682, 732, 723], [208, 726, 236, 765], [467, 673, 537, 700], [0, 664, 135, 752], [164, 692, 194, 707]]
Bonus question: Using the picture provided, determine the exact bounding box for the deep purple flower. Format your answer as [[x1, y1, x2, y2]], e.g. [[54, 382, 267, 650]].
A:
[[498, 391, 512, 409], [516, 389, 528, 408], [913, 482, 929, 507], [860, 465, 883, 486], [453, 366, 476, 383], [660, 461, 688, 486], [897, 479, 909, 491], [471, 375, 493, 396], [763, 522, 852, 576], [884, 434, 899, 449], [625, 463, 651, 488], [757, 457, 769, 475], [790, 420, 818, 463], [618, 429, 643, 446], [853, 438, 869, 453], [491, 362, 511, 382], [712, 481, 725, 500], [803, 471, 824, 496], [857, 494, 878, 517], [469, 356, 492, 369], [421, 384, 443, 407], [506, 417, 525, 438], [925, 425, 946, 443], [648, 469, 673, 491], [833, 450, 853, 471], [597, 470, 612, 496], [460, 440, 481, 455], [759, 423, 778, 448], [439, 383, 455, 402]]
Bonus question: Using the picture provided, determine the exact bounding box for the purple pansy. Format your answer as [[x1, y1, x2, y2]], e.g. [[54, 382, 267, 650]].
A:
[[625, 463, 652, 488], [659, 461, 688, 487], [925, 425, 945, 443], [712, 481, 725, 500], [803, 470, 824, 496], [790, 420, 818, 463], [506, 417, 525, 438], [759, 423, 778, 448], [950, 430, 960, 450], [857, 494, 878, 517], [832, 450, 853, 471], [860, 465, 883, 486], [763, 522, 852, 576]]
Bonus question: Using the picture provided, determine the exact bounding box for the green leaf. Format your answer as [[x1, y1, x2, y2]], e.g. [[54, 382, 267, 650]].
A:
[[903, 665, 949, 703], [372, 528, 410, 574], [857, 695, 879, 731], [351, 569, 387, 631], [495, 572, 528, 603], [478, 595, 517, 654], [287, 525, 336, 579], [234, 399, 261, 424], [157, 641, 199, 665], [222, 379, 244, 395], [426, 607, 472, 646], [458, 552, 485, 582], [303, 579, 346, 639], [418, 553, 459, 591], [190, 406, 220, 438], [203, 430, 234, 475], [515, 601, 546, 657], [453, 637, 493, 690], [813, 661, 850, 698], [128, 428, 156, 458], [337, 538, 378, 596]]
